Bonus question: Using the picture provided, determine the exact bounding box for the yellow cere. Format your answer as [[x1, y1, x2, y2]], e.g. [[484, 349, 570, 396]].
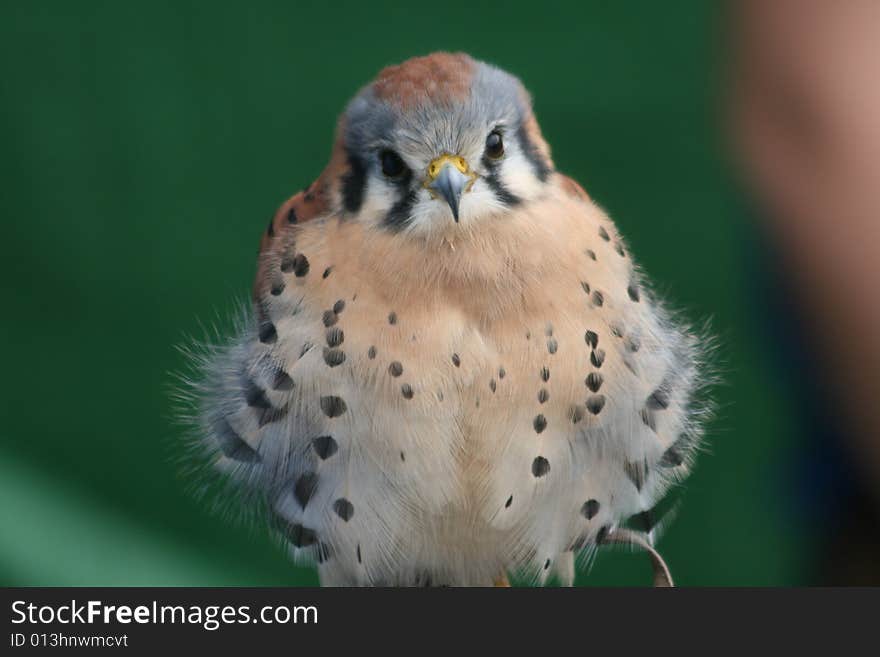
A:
[[425, 153, 478, 191]]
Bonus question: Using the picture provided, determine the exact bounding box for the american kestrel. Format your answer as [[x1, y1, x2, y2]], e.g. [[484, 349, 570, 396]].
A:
[[189, 52, 710, 587]]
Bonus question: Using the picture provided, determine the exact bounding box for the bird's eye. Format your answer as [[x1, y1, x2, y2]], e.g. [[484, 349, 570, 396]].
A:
[[380, 150, 406, 178], [485, 130, 504, 159]]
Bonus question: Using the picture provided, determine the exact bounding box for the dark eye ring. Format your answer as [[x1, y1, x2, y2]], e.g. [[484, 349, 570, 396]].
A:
[[380, 150, 407, 178], [485, 130, 504, 159]]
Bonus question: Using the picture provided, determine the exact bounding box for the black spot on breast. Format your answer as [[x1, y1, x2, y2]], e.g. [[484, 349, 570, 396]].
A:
[[287, 207, 298, 223], [215, 419, 260, 462], [244, 380, 271, 409], [627, 284, 640, 302], [489, 379, 497, 393], [259, 322, 277, 344], [322, 310, 338, 327], [333, 299, 345, 314], [498, 367, 506, 379], [333, 498, 354, 522], [625, 335, 641, 352], [280, 256, 295, 273], [294, 472, 318, 509], [287, 523, 317, 548], [624, 460, 647, 492], [590, 349, 606, 368], [585, 372, 603, 392], [585, 249, 597, 261], [591, 291, 604, 307], [540, 366, 550, 382], [325, 327, 344, 347], [367, 346, 377, 359], [272, 369, 294, 391], [598, 226, 610, 241], [316, 542, 331, 564], [544, 559, 551, 570], [323, 348, 346, 367], [357, 544, 362, 563], [505, 495, 513, 508], [388, 312, 398, 325], [640, 407, 657, 431], [322, 267, 333, 279], [660, 446, 684, 467], [258, 405, 288, 427], [538, 388, 549, 404], [533, 414, 547, 433], [610, 324, 624, 338], [585, 330, 598, 348], [270, 281, 285, 296], [452, 353, 461, 367], [312, 435, 338, 460], [569, 404, 586, 424], [531, 456, 550, 477], [400, 451, 406, 461], [647, 388, 671, 410], [401, 384, 414, 399], [388, 361, 403, 377], [300, 342, 313, 358], [581, 281, 591, 294], [614, 243, 625, 257], [547, 337, 558, 354], [586, 395, 606, 415], [292, 254, 310, 277], [581, 499, 600, 519], [320, 396, 347, 418], [627, 510, 656, 534]]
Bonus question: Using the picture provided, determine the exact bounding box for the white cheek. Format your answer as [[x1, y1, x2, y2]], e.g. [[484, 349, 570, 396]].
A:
[[358, 178, 398, 227], [500, 152, 545, 201]]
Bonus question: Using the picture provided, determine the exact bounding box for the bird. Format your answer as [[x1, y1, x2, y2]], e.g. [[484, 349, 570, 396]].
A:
[[186, 52, 711, 587]]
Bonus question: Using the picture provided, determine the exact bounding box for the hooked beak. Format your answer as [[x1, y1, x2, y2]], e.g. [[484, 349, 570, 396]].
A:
[[425, 154, 477, 222]]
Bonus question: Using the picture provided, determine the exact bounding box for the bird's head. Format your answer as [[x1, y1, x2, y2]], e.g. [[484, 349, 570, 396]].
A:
[[332, 52, 554, 236]]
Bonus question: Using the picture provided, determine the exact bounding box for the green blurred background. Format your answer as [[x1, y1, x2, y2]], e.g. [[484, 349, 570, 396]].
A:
[[0, 1, 809, 585]]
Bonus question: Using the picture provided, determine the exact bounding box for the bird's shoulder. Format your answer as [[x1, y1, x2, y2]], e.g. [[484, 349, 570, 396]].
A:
[[555, 172, 591, 204]]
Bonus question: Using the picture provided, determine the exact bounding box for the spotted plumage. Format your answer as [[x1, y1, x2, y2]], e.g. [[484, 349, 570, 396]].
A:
[[188, 52, 711, 587]]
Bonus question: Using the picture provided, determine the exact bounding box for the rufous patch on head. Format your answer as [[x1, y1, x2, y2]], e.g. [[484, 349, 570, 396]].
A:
[[372, 52, 475, 110]]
